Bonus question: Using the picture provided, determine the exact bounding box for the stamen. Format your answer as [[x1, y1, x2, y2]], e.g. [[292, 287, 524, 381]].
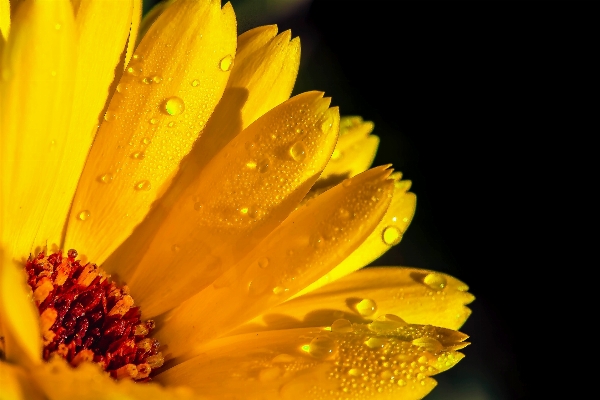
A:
[[25, 250, 163, 381]]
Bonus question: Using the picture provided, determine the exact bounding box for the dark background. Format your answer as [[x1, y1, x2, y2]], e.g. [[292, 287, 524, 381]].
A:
[[144, 1, 591, 398]]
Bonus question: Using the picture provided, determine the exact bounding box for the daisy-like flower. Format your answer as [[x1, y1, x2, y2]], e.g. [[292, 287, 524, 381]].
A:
[[0, 1, 474, 399]]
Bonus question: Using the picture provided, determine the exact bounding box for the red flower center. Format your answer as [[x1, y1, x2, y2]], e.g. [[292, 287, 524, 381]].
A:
[[25, 249, 163, 381]]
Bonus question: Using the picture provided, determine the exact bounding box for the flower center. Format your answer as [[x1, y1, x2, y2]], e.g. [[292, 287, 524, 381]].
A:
[[25, 249, 163, 381]]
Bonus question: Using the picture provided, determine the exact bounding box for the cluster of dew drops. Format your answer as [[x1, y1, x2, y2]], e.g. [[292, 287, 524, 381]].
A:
[[76, 52, 235, 224]]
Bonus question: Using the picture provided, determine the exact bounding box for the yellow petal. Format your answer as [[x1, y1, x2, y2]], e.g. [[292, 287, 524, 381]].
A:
[[296, 176, 415, 296], [31, 356, 203, 400], [121, 92, 339, 318], [138, 0, 176, 44], [0, 0, 76, 258], [124, 0, 142, 69], [105, 25, 302, 283], [0, 362, 45, 400], [157, 323, 467, 400], [155, 166, 394, 359], [0, 0, 9, 40], [238, 267, 473, 334], [0, 249, 41, 365], [31, 0, 134, 252], [320, 116, 379, 181], [64, 0, 237, 264]]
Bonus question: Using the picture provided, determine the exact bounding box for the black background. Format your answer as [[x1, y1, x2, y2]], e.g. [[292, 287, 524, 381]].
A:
[[145, 1, 592, 398]]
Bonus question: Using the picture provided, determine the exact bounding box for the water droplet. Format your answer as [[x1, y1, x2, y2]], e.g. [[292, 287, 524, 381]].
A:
[[193, 202, 203, 211], [257, 157, 270, 173], [397, 379, 407, 387], [100, 173, 114, 184], [330, 319, 353, 333], [171, 244, 180, 252], [116, 83, 124, 93], [342, 179, 352, 188], [356, 298, 377, 317], [411, 337, 443, 353], [240, 207, 249, 215], [308, 336, 337, 359], [364, 337, 388, 349], [126, 65, 142, 76], [78, 210, 90, 221], [258, 258, 269, 269], [219, 55, 234, 71], [54, 23, 61, 30], [418, 356, 429, 364], [103, 112, 116, 121], [368, 314, 407, 332], [348, 368, 363, 377], [272, 286, 288, 295], [149, 118, 158, 124], [152, 75, 162, 84], [168, 121, 175, 127], [289, 141, 307, 161], [246, 160, 257, 169], [163, 96, 185, 116], [245, 141, 256, 152], [131, 152, 145, 160], [132, 54, 142, 61], [258, 367, 280, 382], [134, 180, 151, 191], [423, 273, 447, 290], [191, 79, 200, 87], [142, 137, 152, 145], [271, 354, 295, 363], [248, 274, 271, 296], [382, 226, 402, 245], [142, 77, 151, 84]]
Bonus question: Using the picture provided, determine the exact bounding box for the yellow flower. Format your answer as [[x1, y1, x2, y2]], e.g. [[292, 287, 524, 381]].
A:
[[0, 1, 474, 399]]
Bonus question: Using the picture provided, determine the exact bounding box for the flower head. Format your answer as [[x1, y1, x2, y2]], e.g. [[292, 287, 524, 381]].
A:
[[0, 1, 473, 399]]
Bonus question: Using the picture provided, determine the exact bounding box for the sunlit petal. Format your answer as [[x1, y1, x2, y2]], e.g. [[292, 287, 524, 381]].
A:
[[156, 166, 394, 360], [157, 323, 467, 400], [124, 92, 339, 318], [65, 0, 237, 264], [0, 0, 76, 257]]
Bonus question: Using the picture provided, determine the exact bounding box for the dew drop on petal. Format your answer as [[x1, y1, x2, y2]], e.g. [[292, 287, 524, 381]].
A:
[[171, 244, 180, 253], [149, 118, 158, 125], [248, 275, 271, 296], [331, 319, 353, 333], [342, 178, 352, 188], [134, 180, 151, 191], [423, 273, 447, 290], [397, 379, 407, 387], [219, 55, 234, 71], [382, 226, 402, 245], [307, 336, 337, 359], [163, 96, 185, 116], [168, 121, 175, 128], [258, 258, 269, 269], [193, 202, 203, 211], [348, 368, 363, 377], [131, 152, 145, 160], [152, 75, 162, 84], [78, 210, 90, 221], [191, 79, 200, 87], [289, 141, 307, 161], [364, 337, 388, 349], [355, 298, 377, 317], [100, 173, 113, 184], [142, 137, 151, 145], [272, 286, 288, 295]]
